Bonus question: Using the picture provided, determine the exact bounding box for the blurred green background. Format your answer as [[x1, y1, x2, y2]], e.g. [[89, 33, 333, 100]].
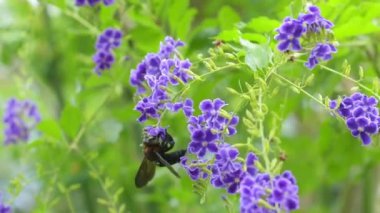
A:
[[1, 0, 380, 212]]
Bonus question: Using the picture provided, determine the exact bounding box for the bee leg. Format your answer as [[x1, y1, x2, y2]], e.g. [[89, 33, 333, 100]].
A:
[[154, 152, 181, 178], [159, 149, 187, 165]]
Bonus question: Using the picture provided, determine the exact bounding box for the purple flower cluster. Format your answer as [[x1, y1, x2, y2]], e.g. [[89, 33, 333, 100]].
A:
[[93, 28, 122, 75], [180, 99, 299, 212], [0, 194, 11, 213], [75, 0, 114, 6], [275, 5, 337, 69], [330, 92, 380, 145], [130, 36, 193, 125], [210, 145, 256, 194], [305, 43, 337, 69], [240, 171, 299, 213], [187, 99, 239, 157], [3, 99, 41, 145], [182, 142, 300, 212]]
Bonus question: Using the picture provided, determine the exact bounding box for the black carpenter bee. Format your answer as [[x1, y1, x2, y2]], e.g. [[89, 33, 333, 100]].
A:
[[135, 129, 186, 188]]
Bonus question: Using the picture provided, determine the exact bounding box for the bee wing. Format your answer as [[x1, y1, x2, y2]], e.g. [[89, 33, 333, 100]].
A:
[[135, 157, 156, 188], [154, 152, 180, 178]]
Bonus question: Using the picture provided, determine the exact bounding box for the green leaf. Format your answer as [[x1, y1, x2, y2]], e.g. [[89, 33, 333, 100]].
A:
[[60, 105, 82, 139], [130, 25, 164, 52], [335, 16, 380, 39], [100, 119, 123, 143], [241, 33, 267, 43], [245, 16, 280, 33], [240, 38, 272, 71], [168, 0, 197, 39], [215, 29, 241, 42], [218, 6, 240, 30], [37, 119, 62, 140]]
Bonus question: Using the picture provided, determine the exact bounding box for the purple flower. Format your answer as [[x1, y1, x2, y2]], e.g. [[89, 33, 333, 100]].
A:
[[182, 99, 194, 118], [210, 145, 258, 194], [166, 102, 183, 112], [0, 194, 11, 213], [330, 92, 380, 145], [144, 126, 166, 138], [271, 171, 299, 211], [93, 50, 115, 75], [274, 17, 304, 52], [96, 28, 123, 51], [199, 98, 226, 120], [188, 129, 218, 157], [93, 28, 122, 75], [130, 36, 193, 123], [159, 36, 185, 58], [134, 98, 161, 122], [187, 98, 239, 139], [298, 5, 334, 32], [346, 117, 377, 145], [180, 156, 209, 181], [274, 4, 337, 69], [305, 43, 337, 69], [3, 99, 41, 145], [240, 173, 273, 213], [240, 171, 299, 212], [75, 0, 114, 6]]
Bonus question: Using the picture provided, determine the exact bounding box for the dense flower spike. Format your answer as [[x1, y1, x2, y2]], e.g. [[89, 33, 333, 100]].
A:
[[3, 99, 41, 145], [240, 171, 299, 213], [275, 4, 337, 69], [210, 144, 245, 193], [130, 36, 193, 122], [186, 99, 239, 157], [93, 28, 122, 75], [0, 194, 11, 213], [75, 0, 114, 6], [240, 173, 273, 213], [330, 92, 380, 145]]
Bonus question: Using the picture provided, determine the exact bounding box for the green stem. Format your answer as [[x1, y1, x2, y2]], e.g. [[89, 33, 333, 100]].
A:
[[70, 88, 114, 150], [258, 89, 270, 173], [297, 60, 380, 99], [362, 161, 374, 213], [65, 192, 76, 213], [272, 72, 325, 107], [63, 10, 100, 35], [319, 64, 379, 98]]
